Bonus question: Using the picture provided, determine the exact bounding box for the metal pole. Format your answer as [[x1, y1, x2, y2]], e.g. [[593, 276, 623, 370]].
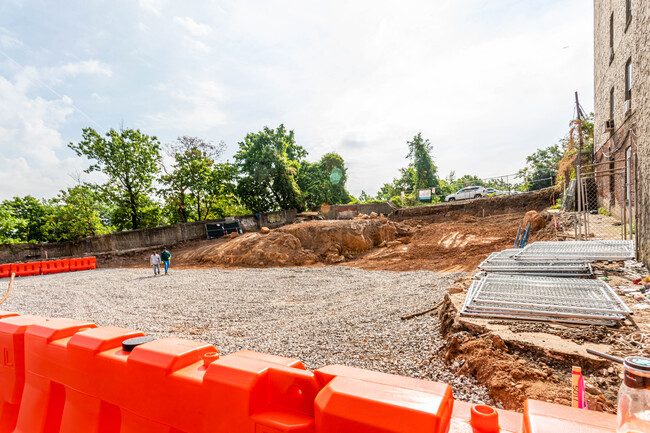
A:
[[627, 152, 633, 242], [621, 179, 627, 240], [575, 92, 584, 241], [634, 152, 639, 257]]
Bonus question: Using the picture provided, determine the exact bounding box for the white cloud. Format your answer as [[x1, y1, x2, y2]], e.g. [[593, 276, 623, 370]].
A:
[[184, 36, 212, 54], [0, 74, 82, 200], [14, 60, 112, 92], [0, 27, 22, 49], [138, 0, 164, 16], [145, 80, 227, 132], [173, 16, 212, 37]]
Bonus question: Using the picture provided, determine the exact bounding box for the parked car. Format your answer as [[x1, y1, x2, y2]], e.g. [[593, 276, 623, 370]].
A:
[[445, 186, 487, 201], [485, 188, 502, 196]]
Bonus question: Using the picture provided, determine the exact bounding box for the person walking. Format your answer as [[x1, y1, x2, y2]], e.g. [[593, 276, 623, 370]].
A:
[[161, 247, 171, 275], [149, 251, 161, 276]]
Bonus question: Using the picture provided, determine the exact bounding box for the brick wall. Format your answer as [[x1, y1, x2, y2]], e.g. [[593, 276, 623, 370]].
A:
[[594, 0, 649, 263]]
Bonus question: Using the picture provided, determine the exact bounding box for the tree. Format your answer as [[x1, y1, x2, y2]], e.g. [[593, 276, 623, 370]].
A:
[[407, 133, 438, 190], [1, 196, 53, 243], [358, 190, 374, 203], [518, 144, 564, 191], [235, 125, 305, 212], [160, 136, 228, 222], [69, 127, 162, 230], [47, 184, 112, 241], [0, 204, 27, 244], [297, 152, 352, 208]]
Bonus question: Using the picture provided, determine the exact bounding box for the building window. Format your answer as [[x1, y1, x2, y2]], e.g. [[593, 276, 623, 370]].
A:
[[625, 58, 632, 101], [610, 88, 614, 121], [626, 0, 632, 28], [609, 13, 614, 62]]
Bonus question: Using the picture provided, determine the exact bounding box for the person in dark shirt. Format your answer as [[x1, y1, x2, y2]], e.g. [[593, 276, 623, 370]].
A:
[[161, 247, 171, 275]]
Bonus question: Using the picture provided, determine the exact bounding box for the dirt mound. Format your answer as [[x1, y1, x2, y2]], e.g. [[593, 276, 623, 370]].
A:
[[522, 210, 546, 232], [174, 219, 396, 268], [181, 231, 320, 267], [346, 213, 533, 272], [105, 209, 549, 273]]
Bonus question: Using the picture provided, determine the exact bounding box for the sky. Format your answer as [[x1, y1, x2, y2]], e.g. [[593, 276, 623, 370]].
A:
[[0, 0, 594, 201]]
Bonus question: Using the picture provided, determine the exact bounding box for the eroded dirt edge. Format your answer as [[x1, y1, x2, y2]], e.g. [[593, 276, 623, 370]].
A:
[[437, 291, 620, 412]]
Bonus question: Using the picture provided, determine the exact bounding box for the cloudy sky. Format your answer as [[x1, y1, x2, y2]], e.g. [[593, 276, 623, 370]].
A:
[[0, 0, 594, 200]]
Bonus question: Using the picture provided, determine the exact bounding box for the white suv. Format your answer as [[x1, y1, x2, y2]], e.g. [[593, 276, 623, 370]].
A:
[[445, 186, 487, 201]]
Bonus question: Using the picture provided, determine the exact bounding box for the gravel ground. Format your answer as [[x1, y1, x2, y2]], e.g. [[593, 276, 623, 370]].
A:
[[3, 266, 491, 403]]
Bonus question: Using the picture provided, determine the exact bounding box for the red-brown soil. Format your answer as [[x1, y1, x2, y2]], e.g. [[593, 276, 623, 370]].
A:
[[103, 211, 549, 272]]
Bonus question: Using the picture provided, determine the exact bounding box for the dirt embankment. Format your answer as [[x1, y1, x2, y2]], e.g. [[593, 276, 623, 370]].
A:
[[154, 211, 552, 272], [173, 218, 397, 268], [393, 188, 557, 221], [438, 288, 620, 413]]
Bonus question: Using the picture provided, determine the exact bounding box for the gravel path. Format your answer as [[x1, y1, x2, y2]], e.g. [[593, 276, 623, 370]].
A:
[[3, 266, 490, 403]]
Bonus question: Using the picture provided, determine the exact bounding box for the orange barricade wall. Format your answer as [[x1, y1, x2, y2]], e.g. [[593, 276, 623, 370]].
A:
[[9, 263, 41, 278], [69, 257, 96, 272], [41, 260, 70, 275], [0, 312, 619, 433], [1, 257, 95, 278]]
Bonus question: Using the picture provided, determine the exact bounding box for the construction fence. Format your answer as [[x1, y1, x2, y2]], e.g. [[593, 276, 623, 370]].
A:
[[558, 151, 637, 243]]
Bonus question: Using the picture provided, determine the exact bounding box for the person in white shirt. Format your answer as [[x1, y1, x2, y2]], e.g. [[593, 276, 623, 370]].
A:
[[149, 252, 161, 276]]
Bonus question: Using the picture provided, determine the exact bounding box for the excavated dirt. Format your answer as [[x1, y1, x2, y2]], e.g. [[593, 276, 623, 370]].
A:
[[346, 213, 548, 272], [104, 212, 551, 272], [438, 294, 619, 413]]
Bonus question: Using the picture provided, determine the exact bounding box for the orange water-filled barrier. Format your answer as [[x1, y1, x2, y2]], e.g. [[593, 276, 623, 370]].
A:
[[8, 263, 41, 278], [69, 257, 96, 272], [0, 312, 618, 433], [40, 259, 70, 275], [0, 257, 96, 278]]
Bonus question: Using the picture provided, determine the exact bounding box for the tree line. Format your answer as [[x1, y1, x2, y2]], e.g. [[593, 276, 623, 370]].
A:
[[0, 124, 353, 244], [0, 115, 594, 244]]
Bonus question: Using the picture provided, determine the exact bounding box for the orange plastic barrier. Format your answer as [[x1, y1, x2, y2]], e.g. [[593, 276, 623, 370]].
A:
[[1, 258, 95, 278], [9, 262, 40, 277], [69, 257, 97, 272], [40, 259, 70, 275], [0, 313, 620, 433]]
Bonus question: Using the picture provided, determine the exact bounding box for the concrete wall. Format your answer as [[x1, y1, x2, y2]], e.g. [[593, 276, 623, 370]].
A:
[[0, 209, 296, 264], [594, 0, 649, 263], [313, 202, 396, 220]]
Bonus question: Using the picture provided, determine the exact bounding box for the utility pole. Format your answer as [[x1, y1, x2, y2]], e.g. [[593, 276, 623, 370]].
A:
[[575, 92, 587, 240]]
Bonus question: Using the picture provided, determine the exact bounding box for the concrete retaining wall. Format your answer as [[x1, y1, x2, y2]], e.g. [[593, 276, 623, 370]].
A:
[[0, 202, 391, 264], [313, 202, 396, 220], [0, 209, 296, 264]]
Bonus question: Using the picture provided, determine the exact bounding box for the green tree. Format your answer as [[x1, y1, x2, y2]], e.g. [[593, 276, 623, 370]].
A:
[[518, 144, 564, 191], [375, 165, 417, 200], [0, 204, 27, 244], [407, 133, 438, 190], [47, 184, 112, 241], [69, 127, 162, 230], [235, 125, 305, 212], [297, 152, 352, 208], [358, 190, 374, 203], [160, 136, 228, 222], [1, 196, 53, 243]]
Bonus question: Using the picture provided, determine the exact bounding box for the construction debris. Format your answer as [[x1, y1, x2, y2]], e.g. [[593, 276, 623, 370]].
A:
[[460, 274, 632, 326]]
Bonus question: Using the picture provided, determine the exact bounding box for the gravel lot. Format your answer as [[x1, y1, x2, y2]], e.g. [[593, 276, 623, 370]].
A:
[[3, 266, 490, 403]]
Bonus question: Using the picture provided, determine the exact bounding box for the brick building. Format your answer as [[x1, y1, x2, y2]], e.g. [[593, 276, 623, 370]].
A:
[[594, 0, 649, 263]]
